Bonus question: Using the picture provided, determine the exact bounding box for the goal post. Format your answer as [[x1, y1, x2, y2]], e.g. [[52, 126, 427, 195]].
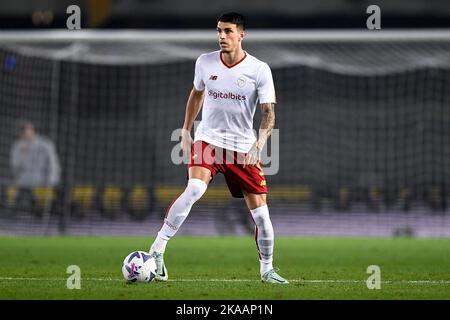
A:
[[1, 29, 449, 237]]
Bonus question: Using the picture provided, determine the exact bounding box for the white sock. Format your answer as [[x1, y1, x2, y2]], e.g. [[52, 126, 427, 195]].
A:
[[260, 260, 273, 275], [150, 178, 207, 254], [150, 236, 168, 254], [250, 205, 274, 275]]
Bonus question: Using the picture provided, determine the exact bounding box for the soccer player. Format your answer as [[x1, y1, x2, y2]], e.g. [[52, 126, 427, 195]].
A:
[[149, 12, 288, 284]]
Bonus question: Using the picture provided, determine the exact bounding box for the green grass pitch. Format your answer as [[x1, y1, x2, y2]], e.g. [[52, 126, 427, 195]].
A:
[[0, 236, 449, 299]]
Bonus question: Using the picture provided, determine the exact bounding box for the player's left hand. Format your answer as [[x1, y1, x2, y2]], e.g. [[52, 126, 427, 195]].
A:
[[243, 142, 261, 168]]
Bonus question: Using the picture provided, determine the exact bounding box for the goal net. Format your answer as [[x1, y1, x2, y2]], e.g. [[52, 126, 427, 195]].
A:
[[0, 30, 449, 237]]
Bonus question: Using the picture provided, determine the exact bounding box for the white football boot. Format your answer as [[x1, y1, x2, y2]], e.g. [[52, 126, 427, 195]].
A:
[[261, 268, 289, 284], [151, 252, 168, 281]]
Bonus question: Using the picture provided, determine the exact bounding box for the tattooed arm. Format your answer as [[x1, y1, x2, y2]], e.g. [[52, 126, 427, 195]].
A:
[[243, 103, 276, 167]]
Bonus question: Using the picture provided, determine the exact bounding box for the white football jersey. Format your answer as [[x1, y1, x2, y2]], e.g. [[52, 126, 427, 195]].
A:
[[193, 50, 276, 153]]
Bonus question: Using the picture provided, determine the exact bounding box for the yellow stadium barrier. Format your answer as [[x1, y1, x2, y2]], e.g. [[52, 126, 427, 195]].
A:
[[154, 185, 313, 206], [32, 187, 56, 208], [269, 186, 312, 201], [128, 185, 149, 211], [102, 186, 122, 217], [399, 188, 410, 200], [71, 186, 96, 211], [6, 186, 17, 207]]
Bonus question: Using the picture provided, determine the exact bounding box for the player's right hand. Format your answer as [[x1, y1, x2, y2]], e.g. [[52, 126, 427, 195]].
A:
[[181, 128, 193, 157]]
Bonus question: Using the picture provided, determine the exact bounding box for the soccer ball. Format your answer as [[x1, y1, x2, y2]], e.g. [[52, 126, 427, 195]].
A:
[[122, 251, 157, 283]]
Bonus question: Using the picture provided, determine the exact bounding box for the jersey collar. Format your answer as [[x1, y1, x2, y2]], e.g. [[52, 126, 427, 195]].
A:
[[220, 51, 247, 69]]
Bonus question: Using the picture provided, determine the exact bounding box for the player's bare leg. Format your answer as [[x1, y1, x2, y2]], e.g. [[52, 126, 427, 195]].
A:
[[243, 191, 267, 210], [188, 166, 212, 184], [244, 191, 289, 284], [149, 166, 211, 280]]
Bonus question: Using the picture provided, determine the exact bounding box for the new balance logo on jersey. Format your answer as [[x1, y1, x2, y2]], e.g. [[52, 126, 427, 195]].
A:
[[209, 75, 218, 80]]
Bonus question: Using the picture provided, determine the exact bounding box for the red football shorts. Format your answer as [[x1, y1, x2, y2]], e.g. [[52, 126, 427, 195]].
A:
[[187, 140, 267, 198]]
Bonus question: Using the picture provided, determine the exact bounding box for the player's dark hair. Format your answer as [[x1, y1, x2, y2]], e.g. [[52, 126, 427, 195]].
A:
[[217, 12, 246, 30]]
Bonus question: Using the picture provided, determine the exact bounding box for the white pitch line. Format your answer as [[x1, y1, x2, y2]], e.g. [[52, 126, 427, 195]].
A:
[[0, 277, 449, 284]]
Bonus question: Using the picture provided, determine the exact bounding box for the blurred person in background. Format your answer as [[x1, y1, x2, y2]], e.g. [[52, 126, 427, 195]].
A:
[[9, 121, 61, 216]]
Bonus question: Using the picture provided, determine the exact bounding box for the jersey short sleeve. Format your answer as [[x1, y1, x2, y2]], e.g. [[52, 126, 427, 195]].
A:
[[257, 63, 276, 104], [193, 56, 205, 91]]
